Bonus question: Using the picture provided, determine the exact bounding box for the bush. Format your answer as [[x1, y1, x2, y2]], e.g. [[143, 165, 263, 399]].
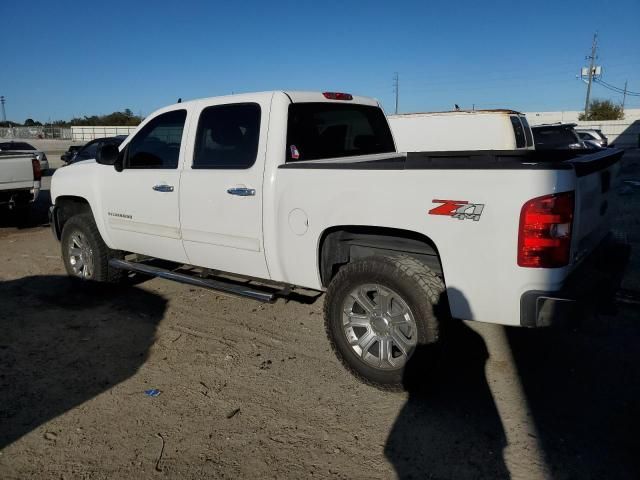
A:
[[579, 99, 624, 121]]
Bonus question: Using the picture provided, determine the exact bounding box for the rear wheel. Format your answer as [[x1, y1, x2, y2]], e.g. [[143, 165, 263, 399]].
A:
[[61, 214, 124, 282], [324, 255, 445, 390]]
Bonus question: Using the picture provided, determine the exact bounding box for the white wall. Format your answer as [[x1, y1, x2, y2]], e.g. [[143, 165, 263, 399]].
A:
[[525, 108, 640, 148], [71, 126, 137, 141]]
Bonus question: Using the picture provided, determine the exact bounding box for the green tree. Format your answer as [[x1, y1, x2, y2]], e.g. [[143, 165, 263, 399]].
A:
[[579, 99, 624, 121], [67, 109, 143, 127]]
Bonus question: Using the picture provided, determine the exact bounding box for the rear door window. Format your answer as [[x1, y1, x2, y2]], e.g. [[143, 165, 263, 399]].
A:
[[510, 116, 526, 148], [193, 103, 261, 169], [286, 103, 395, 162]]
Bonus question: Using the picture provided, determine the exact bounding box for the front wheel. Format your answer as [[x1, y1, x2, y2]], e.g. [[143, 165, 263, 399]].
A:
[[61, 213, 124, 282], [324, 255, 445, 390]]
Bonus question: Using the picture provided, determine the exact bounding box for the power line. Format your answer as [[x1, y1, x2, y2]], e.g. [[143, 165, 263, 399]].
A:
[[594, 78, 640, 96]]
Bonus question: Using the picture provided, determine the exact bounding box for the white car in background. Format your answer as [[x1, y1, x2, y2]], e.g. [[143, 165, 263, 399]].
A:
[[0, 141, 49, 171], [387, 109, 535, 152]]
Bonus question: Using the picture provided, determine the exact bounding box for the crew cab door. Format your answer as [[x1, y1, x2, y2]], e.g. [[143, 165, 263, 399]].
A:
[[179, 99, 270, 278], [99, 109, 189, 263]]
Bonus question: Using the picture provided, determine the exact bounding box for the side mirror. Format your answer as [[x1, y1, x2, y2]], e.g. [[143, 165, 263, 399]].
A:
[[96, 144, 120, 166]]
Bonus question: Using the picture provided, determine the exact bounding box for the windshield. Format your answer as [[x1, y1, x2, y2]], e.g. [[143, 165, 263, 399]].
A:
[[286, 103, 395, 162]]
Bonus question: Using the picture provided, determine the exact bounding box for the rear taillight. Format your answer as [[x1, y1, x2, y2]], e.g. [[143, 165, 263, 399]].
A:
[[322, 92, 353, 101], [31, 158, 41, 181], [518, 192, 574, 268]]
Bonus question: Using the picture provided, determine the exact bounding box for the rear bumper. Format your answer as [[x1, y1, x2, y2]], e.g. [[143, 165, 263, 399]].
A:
[[520, 235, 629, 327], [0, 187, 39, 207]]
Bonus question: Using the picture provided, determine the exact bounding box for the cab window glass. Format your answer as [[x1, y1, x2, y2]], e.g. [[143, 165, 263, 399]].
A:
[[286, 103, 395, 162], [127, 110, 186, 169], [510, 116, 526, 148], [520, 116, 534, 147], [193, 103, 261, 169]]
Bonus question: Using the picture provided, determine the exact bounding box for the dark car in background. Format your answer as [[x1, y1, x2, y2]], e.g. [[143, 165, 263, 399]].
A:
[[531, 123, 586, 150], [61, 145, 83, 163], [65, 135, 127, 165]]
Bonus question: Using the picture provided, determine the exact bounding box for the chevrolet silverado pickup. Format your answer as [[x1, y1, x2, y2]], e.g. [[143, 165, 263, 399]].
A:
[[1, 152, 41, 212], [49, 91, 624, 388]]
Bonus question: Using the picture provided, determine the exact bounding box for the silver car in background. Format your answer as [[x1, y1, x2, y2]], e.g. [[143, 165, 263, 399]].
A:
[[576, 128, 609, 148]]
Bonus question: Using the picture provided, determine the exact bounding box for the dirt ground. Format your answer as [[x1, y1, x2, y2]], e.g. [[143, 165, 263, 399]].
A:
[[1, 153, 640, 479]]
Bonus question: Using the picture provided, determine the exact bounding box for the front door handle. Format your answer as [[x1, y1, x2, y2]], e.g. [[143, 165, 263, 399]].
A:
[[227, 187, 256, 196], [153, 184, 174, 193]]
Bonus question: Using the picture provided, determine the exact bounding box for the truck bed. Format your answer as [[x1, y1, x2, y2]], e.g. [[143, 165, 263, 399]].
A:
[[279, 148, 624, 172]]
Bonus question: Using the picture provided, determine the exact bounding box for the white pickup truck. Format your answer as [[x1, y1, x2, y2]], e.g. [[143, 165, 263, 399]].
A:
[[1, 152, 41, 212], [50, 91, 624, 388]]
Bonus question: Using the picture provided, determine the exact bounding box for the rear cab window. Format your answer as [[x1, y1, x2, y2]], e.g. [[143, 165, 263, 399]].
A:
[[0, 142, 36, 151], [286, 103, 395, 162]]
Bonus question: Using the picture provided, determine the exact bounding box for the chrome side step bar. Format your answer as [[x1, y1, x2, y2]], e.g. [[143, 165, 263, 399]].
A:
[[109, 258, 275, 303]]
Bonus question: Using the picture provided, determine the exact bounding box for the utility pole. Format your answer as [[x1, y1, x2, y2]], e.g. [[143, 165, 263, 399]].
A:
[[0, 96, 6, 123], [583, 33, 598, 119], [622, 80, 628, 110], [393, 72, 399, 114]]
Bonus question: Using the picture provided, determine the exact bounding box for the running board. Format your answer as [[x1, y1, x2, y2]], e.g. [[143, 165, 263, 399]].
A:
[[109, 258, 275, 303]]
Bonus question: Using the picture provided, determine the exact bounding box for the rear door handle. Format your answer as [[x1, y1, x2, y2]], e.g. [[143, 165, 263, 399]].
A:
[[153, 184, 174, 193], [227, 187, 256, 196]]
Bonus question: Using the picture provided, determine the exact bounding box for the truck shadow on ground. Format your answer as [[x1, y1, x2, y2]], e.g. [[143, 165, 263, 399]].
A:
[[0, 275, 167, 449], [506, 303, 640, 479], [386, 248, 639, 480], [384, 313, 510, 480], [507, 238, 640, 479]]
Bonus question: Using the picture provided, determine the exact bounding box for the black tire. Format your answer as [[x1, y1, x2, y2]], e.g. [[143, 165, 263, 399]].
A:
[[61, 213, 124, 283], [324, 255, 445, 390]]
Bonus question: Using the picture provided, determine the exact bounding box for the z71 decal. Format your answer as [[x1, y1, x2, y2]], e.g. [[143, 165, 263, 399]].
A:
[[429, 199, 485, 221]]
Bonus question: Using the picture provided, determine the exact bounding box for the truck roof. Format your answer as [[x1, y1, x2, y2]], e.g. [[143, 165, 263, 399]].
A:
[[388, 109, 523, 118], [159, 91, 380, 111]]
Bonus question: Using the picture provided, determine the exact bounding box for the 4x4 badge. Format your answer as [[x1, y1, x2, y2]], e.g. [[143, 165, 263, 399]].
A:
[[429, 199, 484, 221]]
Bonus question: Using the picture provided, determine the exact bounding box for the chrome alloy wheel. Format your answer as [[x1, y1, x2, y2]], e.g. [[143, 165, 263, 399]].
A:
[[68, 232, 94, 279], [342, 284, 418, 370]]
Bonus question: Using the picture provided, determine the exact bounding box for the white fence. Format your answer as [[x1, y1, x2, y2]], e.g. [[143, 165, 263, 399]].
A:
[[71, 126, 138, 141], [0, 126, 72, 139]]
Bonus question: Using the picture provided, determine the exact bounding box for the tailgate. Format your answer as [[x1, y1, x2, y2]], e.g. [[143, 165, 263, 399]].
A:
[[0, 154, 35, 186], [569, 148, 624, 267]]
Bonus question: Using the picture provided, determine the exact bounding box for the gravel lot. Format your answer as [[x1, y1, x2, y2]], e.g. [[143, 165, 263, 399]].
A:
[[1, 152, 639, 479]]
